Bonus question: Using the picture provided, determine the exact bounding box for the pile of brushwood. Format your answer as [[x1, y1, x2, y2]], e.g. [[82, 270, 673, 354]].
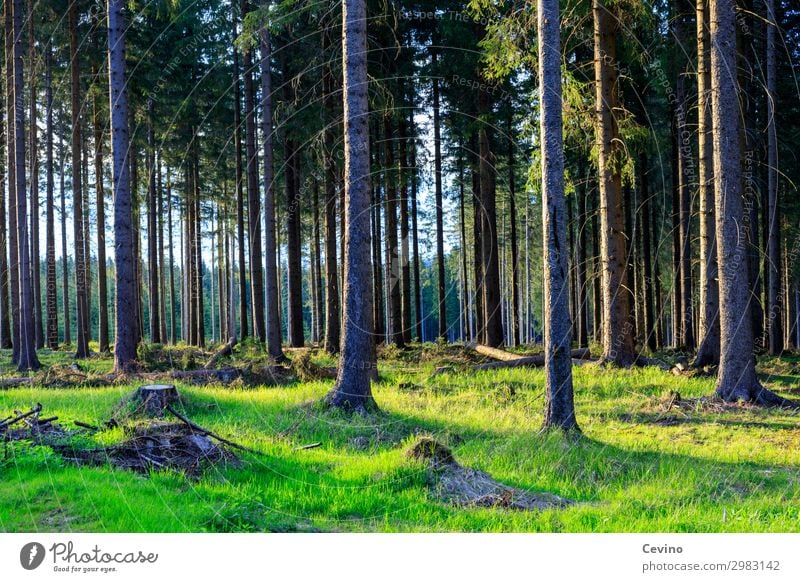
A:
[[1, 389, 246, 478]]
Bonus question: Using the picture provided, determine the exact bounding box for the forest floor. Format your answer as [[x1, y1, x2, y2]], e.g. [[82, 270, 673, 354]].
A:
[[1, 341, 799, 532]]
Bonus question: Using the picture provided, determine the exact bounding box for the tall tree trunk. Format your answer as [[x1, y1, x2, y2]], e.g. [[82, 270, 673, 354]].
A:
[[28, 0, 43, 350], [508, 123, 521, 347], [398, 100, 412, 344], [326, 0, 376, 412], [432, 48, 447, 341], [594, 0, 635, 366], [458, 142, 470, 342], [710, 0, 784, 405], [383, 115, 403, 346], [167, 171, 176, 344], [109, 0, 137, 370], [70, 2, 89, 359], [233, 31, 248, 339], [694, 0, 720, 365], [576, 162, 589, 348], [94, 70, 109, 353], [12, 0, 39, 369], [540, 0, 577, 431], [242, 0, 265, 342], [370, 125, 385, 344], [410, 117, 423, 342], [640, 154, 656, 352], [0, 22, 11, 350], [472, 142, 484, 343], [765, 0, 781, 355], [285, 136, 304, 347], [157, 155, 167, 342], [146, 101, 161, 343], [322, 19, 340, 353], [259, 18, 285, 360], [44, 47, 57, 349], [6, 2, 20, 363]]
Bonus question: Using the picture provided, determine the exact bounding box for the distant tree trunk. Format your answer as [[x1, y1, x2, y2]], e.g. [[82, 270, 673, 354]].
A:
[[322, 20, 340, 353], [575, 162, 589, 348], [326, 0, 376, 412], [478, 94, 503, 348], [432, 48, 447, 341], [59, 107, 70, 346], [310, 179, 321, 343], [11, 0, 38, 370], [28, 1, 43, 350], [472, 143, 484, 343], [710, 0, 785, 405], [232, 31, 248, 339], [765, 0, 781, 355], [639, 154, 656, 352], [44, 47, 57, 349], [242, 0, 265, 343], [398, 102, 412, 344], [540, 0, 577, 431], [284, 136, 304, 347], [410, 117, 423, 342], [694, 0, 720, 366], [146, 101, 161, 344], [0, 35, 11, 350], [259, 18, 284, 359], [6, 2, 20, 363], [94, 71, 109, 353], [167, 172, 176, 344], [70, 1, 89, 359], [157, 156, 167, 342], [594, 0, 635, 366], [508, 124, 521, 347], [591, 183, 601, 342], [458, 142, 470, 342], [108, 0, 135, 370], [370, 125, 385, 344], [671, 127, 681, 346], [383, 115, 403, 347]]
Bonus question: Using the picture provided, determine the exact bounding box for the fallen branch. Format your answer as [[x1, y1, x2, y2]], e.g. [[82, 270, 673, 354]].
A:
[[295, 442, 322, 450], [0, 403, 42, 431], [203, 337, 237, 369], [473, 348, 592, 371], [470, 344, 525, 362], [165, 404, 259, 455]]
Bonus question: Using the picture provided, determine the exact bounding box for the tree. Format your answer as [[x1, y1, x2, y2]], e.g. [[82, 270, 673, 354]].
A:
[[539, 0, 577, 431], [70, 0, 90, 359], [259, 8, 285, 361], [594, 0, 635, 366], [109, 0, 137, 373], [765, 0, 781, 356], [325, 0, 376, 412], [45, 46, 58, 349], [709, 0, 789, 405]]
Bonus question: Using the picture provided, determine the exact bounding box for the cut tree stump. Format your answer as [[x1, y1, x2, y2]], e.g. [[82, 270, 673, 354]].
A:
[[135, 384, 180, 415]]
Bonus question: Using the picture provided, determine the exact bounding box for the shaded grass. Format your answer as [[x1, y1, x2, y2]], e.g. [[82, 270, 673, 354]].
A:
[[1, 344, 799, 532]]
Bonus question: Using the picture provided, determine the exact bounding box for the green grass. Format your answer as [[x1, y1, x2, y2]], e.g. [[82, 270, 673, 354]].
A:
[[1, 344, 799, 532]]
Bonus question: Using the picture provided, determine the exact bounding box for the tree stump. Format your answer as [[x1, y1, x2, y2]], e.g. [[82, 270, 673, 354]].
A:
[[135, 384, 179, 416]]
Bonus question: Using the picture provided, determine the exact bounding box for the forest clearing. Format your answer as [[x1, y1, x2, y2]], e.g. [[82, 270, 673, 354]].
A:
[[2, 342, 800, 533]]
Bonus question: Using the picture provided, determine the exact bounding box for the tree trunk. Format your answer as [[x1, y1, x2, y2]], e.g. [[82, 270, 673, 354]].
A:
[[108, 0, 136, 370], [321, 22, 340, 354], [147, 101, 161, 344], [94, 69, 109, 353], [710, 0, 785, 405], [458, 142, 470, 342], [167, 171, 176, 344], [44, 47, 57, 349], [70, 1, 89, 359], [639, 154, 656, 352], [285, 136, 304, 347], [508, 119, 521, 346], [383, 115, 403, 346], [410, 115, 423, 342], [594, 0, 635, 366], [398, 98, 412, 344], [432, 48, 447, 341], [11, 0, 38, 370], [765, 0, 781, 355], [6, 3, 20, 363], [28, 1, 43, 350], [370, 125, 385, 344], [325, 0, 376, 412], [694, 0, 720, 366], [258, 19, 283, 359], [232, 32, 248, 340], [539, 0, 577, 430]]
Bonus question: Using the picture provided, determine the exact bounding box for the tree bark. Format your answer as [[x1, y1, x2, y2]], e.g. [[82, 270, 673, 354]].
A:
[[383, 115, 403, 346], [765, 0, 781, 355], [44, 47, 57, 349], [325, 0, 377, 412], [232, 30, 248, 339], [285, 136, 304, 347], [594, 0, 635, 366], [539, 0, 577, 430], [432, 47, 447, 341], [694, 0, 720, 366], [146, 101, 161, 344], [28, 0, 43, 350]]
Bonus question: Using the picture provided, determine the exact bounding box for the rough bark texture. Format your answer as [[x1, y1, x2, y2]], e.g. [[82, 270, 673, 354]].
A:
[[765, 0, 781, 356], [325, 0, 376, 412], [694, 0, 720, 366], [12, 0, 39, 370], [109, 0, 137, 372], [594, 0, 635, 366], [539, 0, 577, 431], [259, 19, 285, 361]]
